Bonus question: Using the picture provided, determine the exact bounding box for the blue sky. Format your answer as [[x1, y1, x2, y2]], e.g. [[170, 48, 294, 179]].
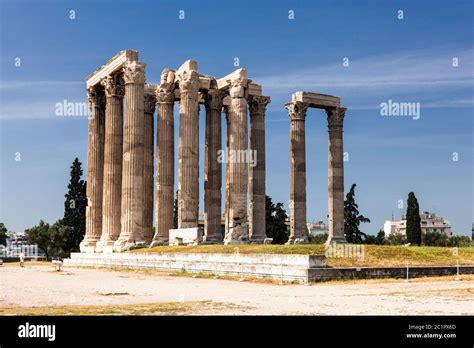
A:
[[0, 0, 472, 236]]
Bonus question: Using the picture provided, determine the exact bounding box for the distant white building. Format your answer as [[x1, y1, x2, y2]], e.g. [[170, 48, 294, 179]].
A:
[[307, 220, 329, 236], [384, 211, 452, 237]]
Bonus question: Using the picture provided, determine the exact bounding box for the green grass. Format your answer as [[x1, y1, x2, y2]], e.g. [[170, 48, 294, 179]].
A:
[[131, 244, 474, 267]]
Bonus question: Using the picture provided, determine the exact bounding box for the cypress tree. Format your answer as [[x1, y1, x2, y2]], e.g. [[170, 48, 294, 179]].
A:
[[405, 192, 422, 246], [63, 158, 87, 252]]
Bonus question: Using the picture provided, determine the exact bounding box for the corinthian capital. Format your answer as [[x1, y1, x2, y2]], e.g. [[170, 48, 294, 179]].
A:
[[326, 106, 347, 128], [123, 61, 146, 85], [228, 78, 249, 98], [101, 74, 125, 98], [144, 84, 157, 113], [87, 85, 105, 108], [248, 95, 271, 116], [285, 101, 309, 121], [204, 89, 226, 111], [177, 70, 199, 94]]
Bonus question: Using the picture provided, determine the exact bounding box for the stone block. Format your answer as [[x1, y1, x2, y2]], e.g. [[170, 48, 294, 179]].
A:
[[169, 227, 203, 245], [291, 91, 340, 109], [263, 238, 273, 245]]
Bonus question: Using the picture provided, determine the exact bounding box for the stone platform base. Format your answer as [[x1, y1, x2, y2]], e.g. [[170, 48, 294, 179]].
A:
[[65, 252, 325, 282], [64, 253, 474, 283]]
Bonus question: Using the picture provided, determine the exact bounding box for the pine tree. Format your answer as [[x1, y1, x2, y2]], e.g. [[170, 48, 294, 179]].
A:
[[406, 192, 422, 245], [344, 183, 371, 244], [63, 158, 87, 252]]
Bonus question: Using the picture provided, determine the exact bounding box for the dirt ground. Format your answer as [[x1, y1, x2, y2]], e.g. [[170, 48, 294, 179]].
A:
[[1, 264, 472, 315]]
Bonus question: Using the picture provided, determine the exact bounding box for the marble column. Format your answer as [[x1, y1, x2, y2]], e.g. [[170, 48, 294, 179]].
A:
[[114, 61, 146, 252], [143, 86, 156, 244], [81, 85, 105, 253], [224, 78, 249, 244], [96, 74, 124, 253], [177, 70, 200, 228], [285, 101, 309, 244], [224, 107, 230, 238], [203, 89, 225, 243], [151, 70, 176, 246], [248, 95, 270, 243], [326, 106, 347, 244]]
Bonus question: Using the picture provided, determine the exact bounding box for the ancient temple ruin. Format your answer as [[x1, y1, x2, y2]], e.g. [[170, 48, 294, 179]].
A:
[[80, 50, 347, 253]]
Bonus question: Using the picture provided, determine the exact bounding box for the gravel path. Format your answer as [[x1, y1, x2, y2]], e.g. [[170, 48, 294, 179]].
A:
[[1, 265, 472, 315]]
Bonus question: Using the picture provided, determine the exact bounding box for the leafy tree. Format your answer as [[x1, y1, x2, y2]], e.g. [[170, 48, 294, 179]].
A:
[[363, 230, 385, 245], [406, 192, 422, 246], [25, 220, 51, 259], [422, 231, 450, 247], [386, 231, 407, 245], [63, 158, 87, 252], [265, 195, 289, 244], [0, 223, 7, 246], [450, 235, 471, 247], [308, 232, 328, 244], [49, 220, 74, 258], [375, 230, 386, 245], [344, 184, 371, 244]]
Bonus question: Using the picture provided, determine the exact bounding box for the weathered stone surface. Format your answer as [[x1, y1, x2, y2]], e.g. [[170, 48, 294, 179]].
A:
[[285, 101, 309, 244], [151, 70, 176, 246], [86, 50, 138, 88], [114, 61, 146, 252], [203, 88, 225, 243], [81, 85, 105, 253], [142, 86, 156, 244], [248, 95, 270, 243], [96, 74, 124, 253], [292, 91, 340, 109], [224, 78, 250, 244], [177, 66, 200, 229], [169, 227, 203, 245], [326, 106, 347, 244]]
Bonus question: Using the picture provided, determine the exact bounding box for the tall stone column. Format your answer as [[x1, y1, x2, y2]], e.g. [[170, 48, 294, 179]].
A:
[[96, 74, 124, 253], [224, 78, 249, 244], [81, 85, 105, 253], [203, 89, 225, 243], [224, 107, 230, 238], [326, 106, 347, 244], [114, 61, 146, 252], [248, 96, 270, 243], [143, 86, 156, 244], [177, 69, 200, 228], [285, 101, 309, 244], [151, 70, 176, 246]]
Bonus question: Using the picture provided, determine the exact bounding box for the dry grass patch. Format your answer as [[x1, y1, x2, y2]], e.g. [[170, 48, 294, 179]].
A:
[[0, 301, 235, 316], [131, 244, 473, 267]]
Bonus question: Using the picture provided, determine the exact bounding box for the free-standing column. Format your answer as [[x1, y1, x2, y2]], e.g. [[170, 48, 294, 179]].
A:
[[203, 89, 225, 243], [151, 70, 176, 246], [80, 85, 105, 253], [326, 106, 347, 244], [177, 69, 200, 228], [224, 78, 249, 244], [285, 101, 309, 244], [114, 61, 146, 252], [96, 74, 124, 253], [142, 87, 156, 244], [248, 96, 270, 243]]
